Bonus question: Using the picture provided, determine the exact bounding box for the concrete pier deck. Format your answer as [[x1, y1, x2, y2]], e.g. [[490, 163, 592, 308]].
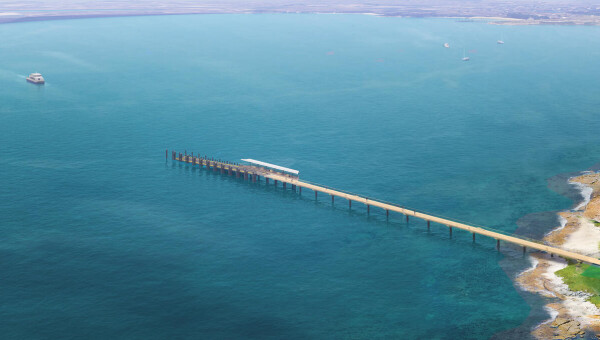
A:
[[170, 150, 600, 266]]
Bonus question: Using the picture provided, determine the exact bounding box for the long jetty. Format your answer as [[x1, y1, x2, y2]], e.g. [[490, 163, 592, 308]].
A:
[[169, 150, 600, 266]]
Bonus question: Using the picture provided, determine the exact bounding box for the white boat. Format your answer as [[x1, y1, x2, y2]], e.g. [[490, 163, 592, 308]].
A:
[[462, 49, 470, 61], [444, 43, 450, 48], [497, 40, 505, 44], [26, 73, 45, 84]]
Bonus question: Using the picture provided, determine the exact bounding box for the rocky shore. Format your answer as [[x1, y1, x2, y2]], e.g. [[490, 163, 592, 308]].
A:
[[517, 172, 600, 340]]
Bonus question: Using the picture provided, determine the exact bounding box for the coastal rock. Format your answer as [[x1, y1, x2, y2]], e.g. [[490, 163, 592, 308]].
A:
[[552, 317, 570, 328], [552, 320, 583, 339], [544, 212, 579, 246], [583, 195, 600, 221], [522, 172, 600, 340], [572, 173, 600, 220]]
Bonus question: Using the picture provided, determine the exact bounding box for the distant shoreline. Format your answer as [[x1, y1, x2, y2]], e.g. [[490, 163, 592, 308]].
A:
[[0, 12, 204, 25], [1, 11, 599, 26]]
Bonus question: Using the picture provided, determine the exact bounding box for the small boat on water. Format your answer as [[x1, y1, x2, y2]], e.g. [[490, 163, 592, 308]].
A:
[[497, 34, 505, 44], [26, 73, 45, 84], [444, 43, 450, 48], [462, 49, 470, 61]]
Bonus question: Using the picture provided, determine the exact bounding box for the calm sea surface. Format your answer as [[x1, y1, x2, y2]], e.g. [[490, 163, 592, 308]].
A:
[[1, 14, 600, 339]]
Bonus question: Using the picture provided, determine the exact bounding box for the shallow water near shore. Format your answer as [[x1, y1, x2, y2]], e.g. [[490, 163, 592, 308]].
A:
[[1, 14, 600, 339]]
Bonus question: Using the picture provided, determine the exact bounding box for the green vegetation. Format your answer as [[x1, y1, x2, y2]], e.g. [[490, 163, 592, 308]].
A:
[[556, 263, 600, 307], [582, 265, 600, 279], [593, 220, 600, 227], [590, 296, 600, 307]]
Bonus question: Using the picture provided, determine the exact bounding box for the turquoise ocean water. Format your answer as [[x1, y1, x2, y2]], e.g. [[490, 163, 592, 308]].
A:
[[1, 14, 600, 339]]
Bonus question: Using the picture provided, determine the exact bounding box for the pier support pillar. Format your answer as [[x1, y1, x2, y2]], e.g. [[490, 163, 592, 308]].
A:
[[427, 220, 430, 230], [292, 184, 296, 191], [266, 178, 269, 184], [252, 174, 257, 183], [331, 196, 334, 204], [349, 200, 352, 209], [406, 215, 409, 223], [299, 187, 302, 195], [386, 210, 389, 219], [166, 149, 168, 161], [274, 180, 277, 187], [315, 191, 317, 200], [236, 170, 240, 178], [283, 182, 286, 189], [367, 205, 370, 214], [449, 227, 452, 237], [472, 233, 475, 242], [497, 239, 500, 251], [523, 246, 526, 253], [244, 173, 248, 181], [172, 151, 176, 160], [228, 167, 232, 176]]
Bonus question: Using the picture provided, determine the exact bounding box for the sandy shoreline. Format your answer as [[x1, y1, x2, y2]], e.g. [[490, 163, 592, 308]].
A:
[[517, 172, 600, 339]]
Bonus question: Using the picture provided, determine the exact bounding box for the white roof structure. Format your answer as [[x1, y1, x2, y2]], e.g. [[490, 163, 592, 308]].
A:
[[241, 159, 299, 175]]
